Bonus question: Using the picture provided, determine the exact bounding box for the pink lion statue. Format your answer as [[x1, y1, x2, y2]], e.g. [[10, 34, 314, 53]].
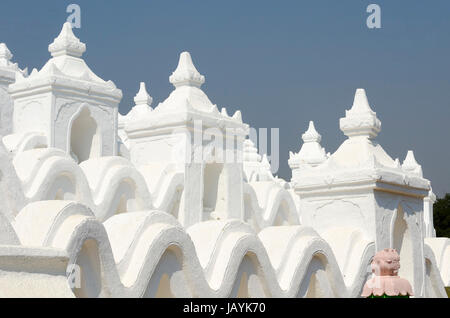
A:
[[361, 248, 414, 298]]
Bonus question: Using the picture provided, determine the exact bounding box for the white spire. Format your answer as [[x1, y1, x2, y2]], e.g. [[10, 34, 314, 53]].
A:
[[261, 154, 271, 171], [121, 82, 153, 125], [402, 150, 423, 177], [243, 139, 261, 163], [339, 89, 381, 139], [48, 22, 86, 58], [0, 43, 13, 66], [169, 52, 205, 88], [289, 120, 327, 169], [0, 43, 27, 77], [302, 121, 322, 143], [350, 88, 373, 113], [242, 139, 275, 182], [134, 82, 153, 107]]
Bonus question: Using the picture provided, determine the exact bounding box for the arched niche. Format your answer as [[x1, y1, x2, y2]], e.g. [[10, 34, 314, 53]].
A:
[[297, 254, 334, 298], [72, 239, 102, 298], [69, 106, 101, 163], [143, 246, 190, 298], [46, 174, 76, 201], [391, 204, 414, 286], [229, 253, 269, 298], [203, 162, 226, 219], [424, 258, 442, 297], [111, 180, 138, 216], [273, 200, 292, 226]]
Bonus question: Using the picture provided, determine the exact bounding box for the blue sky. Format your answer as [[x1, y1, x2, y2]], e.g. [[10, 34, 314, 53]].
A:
[[1, 0, 449, 196]]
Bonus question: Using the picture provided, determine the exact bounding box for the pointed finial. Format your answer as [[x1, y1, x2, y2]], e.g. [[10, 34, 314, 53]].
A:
[[289, 120, 327, 169], [339, 88, 381, 139], [403, 150, 419, 167], [134, 82, 153, 107], [302, 121, 321, 143], [169, 52, 205, 88], [261, 154, 271, 170], [0, 43, 27, 77], [402, 150, 423, 177], [351, 88, 373, 113], [221, 107, 229, 117], [48, 22, 86, 58], [243, 139, 261, 162], [122, 82, 153, 124], [232, 110, 242, 122], [0, 43, 13, 65]]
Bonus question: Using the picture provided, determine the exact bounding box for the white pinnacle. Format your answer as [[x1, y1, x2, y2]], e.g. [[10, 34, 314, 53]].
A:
[[402, 150, 423, 177], [243, 139, 261, 163], [0, 43, 13, 66], [134, 82, 153, 107], [289, 120, 327, 168], [0, 43, 27, 76], [169, 51, 205, 88], [302, 121, 321, 143], [339, 88, 381, 139], [48, 22, 86, 58], [123, 82, 153, 123], [351, 88, 373, 113]]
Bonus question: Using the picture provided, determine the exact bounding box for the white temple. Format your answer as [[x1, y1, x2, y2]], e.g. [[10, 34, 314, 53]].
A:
[[0, 23, 448, 297]]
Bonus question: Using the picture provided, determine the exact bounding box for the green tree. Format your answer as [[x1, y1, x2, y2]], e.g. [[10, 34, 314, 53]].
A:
[[433, 193, 450, 238]]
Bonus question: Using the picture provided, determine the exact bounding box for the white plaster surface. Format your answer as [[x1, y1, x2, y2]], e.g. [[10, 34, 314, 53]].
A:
[[0, 23, 447, 298]]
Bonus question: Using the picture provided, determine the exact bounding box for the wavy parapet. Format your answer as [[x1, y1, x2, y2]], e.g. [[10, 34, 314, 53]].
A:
[[2, 201, 379, 298], [0, 141, 447, 297]]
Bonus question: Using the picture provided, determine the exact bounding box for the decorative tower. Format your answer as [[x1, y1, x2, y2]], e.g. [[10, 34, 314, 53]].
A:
[[0, 43, 27, 136], [121, 82, 153, 125], [243, 139, 273, 182], [124, 52, 249, 226], [290, 89, 431, 296], [8, 23, 122, 162], [118, 82, 153, 155], [401, 150, 437, 237], [288, 120, 327, 181]]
